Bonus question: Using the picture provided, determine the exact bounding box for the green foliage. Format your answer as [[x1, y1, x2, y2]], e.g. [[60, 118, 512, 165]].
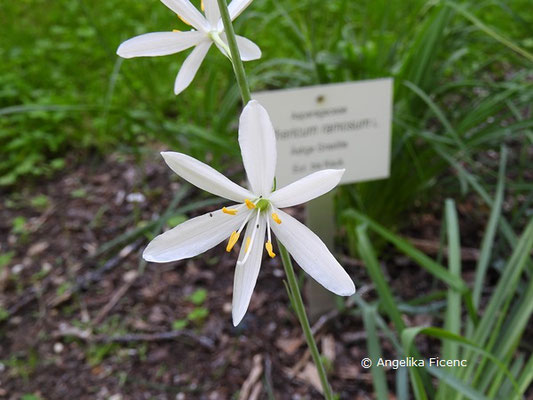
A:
[[21, 394, 42, 400], [0, 251, 14, 269], [2, 1, 531, 396], [187, 288, 208, 305], [166, 214, 187, 228], [29, 194, 50, 209], [55, 282, 72, 296], [186, 307, 209, 322], [2, 0, 531, 242], [171, 288, 210, 329], [0, 307, 9, 322], [344, 191, 533, 398], [87, 343, 119, 367], [11, 216, 28, 235], [70, 188, 88, 199], [172, 319, 188, 331], [2, 351, 39, 381]]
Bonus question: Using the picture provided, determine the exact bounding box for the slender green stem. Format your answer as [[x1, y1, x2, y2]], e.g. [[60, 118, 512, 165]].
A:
[[216, 0, 252, 103], [216, 2, 334, 397], [278, 240, 335, 399]]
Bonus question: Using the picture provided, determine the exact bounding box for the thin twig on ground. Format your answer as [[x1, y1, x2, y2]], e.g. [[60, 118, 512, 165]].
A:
[[92, 271, 138, 325], [52, 324, 215, 351]]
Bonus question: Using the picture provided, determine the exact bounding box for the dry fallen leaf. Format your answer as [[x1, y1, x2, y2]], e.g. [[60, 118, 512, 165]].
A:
[[249, 382, 262, 400], [337, 364, 360, 380], [275, 337, 303, 356], [321, 334, 336, 364], [27, 241, 49, 257], [238, 354, 263, 400], [297, 362, 323, 394]]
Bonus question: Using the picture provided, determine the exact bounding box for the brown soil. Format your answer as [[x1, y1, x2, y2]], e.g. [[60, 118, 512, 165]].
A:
[[0, 152, 525, 400]]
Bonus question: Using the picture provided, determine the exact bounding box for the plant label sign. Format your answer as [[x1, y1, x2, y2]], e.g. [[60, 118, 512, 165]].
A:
[[253, 78, 393, 187]]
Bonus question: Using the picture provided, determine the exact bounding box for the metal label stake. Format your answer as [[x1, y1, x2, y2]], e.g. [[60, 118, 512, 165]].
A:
[[305, 191, 337, 321]]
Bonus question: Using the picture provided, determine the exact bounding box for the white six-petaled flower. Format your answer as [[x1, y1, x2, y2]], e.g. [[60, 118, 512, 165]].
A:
[[117, 0, 261, 95], [143, 100, 356, 326]]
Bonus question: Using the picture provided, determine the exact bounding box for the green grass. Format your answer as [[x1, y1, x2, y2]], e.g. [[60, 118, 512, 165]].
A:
[[2, 0, 532, 198], [344, 195, 533, 399], [2, 0, 532, 397]]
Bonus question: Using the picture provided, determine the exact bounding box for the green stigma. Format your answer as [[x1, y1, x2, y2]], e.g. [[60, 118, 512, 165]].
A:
[[256, 198, 270, 211]]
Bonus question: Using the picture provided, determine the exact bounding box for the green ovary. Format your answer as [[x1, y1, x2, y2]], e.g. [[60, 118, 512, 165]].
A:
[[256, 199, 270, 211]]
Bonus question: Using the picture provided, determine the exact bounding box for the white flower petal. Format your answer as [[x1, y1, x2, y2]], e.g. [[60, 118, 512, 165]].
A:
[[235, 35, 261, 61], [160, 0, 210, 32], [174, 40, 212, 95], [232, 214, 266, 326], [117, 31, 204, 58], [143, 207, 251, 262], [161, 151, 253, 202], [216, 0, 253, 31], [270, 208, 355, 296], [238, 100, 277, 196], [203, 0, 221, 27], [270, 169, 345, 208], [219, 34, 261, 61], [229, 0, 253, 20]]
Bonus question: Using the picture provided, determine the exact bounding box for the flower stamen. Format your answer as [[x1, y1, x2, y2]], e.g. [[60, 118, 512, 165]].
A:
[[265, 214, 275, 258], [244, 237, 251, 253], [226, 231, 240, 252], [265, 241, 276, 258], [177, 14, 191, 25], [245, 199, 256, 209], [238, 211, 261, 265], [271, 213, 282, 224], [222, 207, 238, 215]]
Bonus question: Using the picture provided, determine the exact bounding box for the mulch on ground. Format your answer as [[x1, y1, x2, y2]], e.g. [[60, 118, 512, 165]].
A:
[[0, 152, 510, 400]]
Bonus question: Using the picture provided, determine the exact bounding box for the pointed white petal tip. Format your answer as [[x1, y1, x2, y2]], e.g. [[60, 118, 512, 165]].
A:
[[232, 313, 243, 327], [245, 99, 260, 108], [160, 151, 176, 163], [337, 280, 356, 296], [232, 304, 249, 326], [142, 248, 158, 263]]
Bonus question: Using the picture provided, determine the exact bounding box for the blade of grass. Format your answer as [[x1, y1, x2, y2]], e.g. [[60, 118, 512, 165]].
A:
[[457, 217, 533, 391], [482, 277, 533, 395], [355, 224, 434, 397], [345, 210, 468, 293], [471, 217, 533, 347], [402, 327, 521, 398], [495, 354, 524, 398], [427, 366, 488, 400], [403, 81, 465, 152], [436, 199, 462, 399], [362, 304, 390, 400], [472, 147, 507, 308], [356, 225, 406, 332], [516, 355, 533, 396], [445, 1, 533, 62]]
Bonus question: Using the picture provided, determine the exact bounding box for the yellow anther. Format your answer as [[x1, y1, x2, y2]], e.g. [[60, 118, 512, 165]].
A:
[[222, 207, 238, 215], [201, 0, 205, 11], [172, 29, 181, 33], [177, 14, 191, 25], [244, 237, 251, 253], [271, 213, 282, 224], [245, 199, 256, 209], [265, 241, 276, 258], [226, 231, 240, 252]]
